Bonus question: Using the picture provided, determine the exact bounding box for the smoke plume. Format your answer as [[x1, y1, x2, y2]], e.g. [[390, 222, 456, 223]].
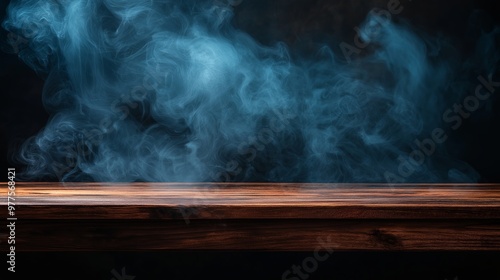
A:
[[3, 0, 499, 182]]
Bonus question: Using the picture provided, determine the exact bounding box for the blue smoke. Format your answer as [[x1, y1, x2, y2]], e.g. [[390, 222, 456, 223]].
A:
[[3, 0, 499, 182]]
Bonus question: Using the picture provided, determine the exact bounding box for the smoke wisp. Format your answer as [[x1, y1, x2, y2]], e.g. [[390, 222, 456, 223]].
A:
[[3, 0, 499, 182]]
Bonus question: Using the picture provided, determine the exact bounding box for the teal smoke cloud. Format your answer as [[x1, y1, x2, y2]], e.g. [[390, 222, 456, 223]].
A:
[[3, 0, 499, 182]]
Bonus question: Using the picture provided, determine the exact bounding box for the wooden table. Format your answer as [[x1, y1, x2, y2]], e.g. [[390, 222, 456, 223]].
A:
[[3, 183, 500, 251]]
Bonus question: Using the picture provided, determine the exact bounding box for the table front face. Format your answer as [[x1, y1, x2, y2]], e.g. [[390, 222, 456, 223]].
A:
[[2, 183, 500, 251]]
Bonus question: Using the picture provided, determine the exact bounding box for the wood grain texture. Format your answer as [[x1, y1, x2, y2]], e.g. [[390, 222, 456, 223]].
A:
[[8, 182, 500, 219], [13, 219, 500, 251], [1, 182, 500, 251]]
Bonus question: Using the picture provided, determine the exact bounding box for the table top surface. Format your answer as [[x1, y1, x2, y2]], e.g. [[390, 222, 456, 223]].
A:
[[4, 182, 500, 219], [4, 183, 500, 251]]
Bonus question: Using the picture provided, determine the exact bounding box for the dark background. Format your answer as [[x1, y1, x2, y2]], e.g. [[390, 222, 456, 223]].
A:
[[11, 251, 500, 279], [2, 0, 500, 279], [1, 0, 500, 181]]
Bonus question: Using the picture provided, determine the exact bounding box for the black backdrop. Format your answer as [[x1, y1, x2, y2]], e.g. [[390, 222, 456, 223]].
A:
[[1, 0, 500, 279], [1, 0, 500, 181]]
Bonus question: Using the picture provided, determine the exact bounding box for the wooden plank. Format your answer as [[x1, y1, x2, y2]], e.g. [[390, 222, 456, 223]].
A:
[[13, 219, 500, 251], [1, 182, 500, 251], [8, 182, 500, 219]]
